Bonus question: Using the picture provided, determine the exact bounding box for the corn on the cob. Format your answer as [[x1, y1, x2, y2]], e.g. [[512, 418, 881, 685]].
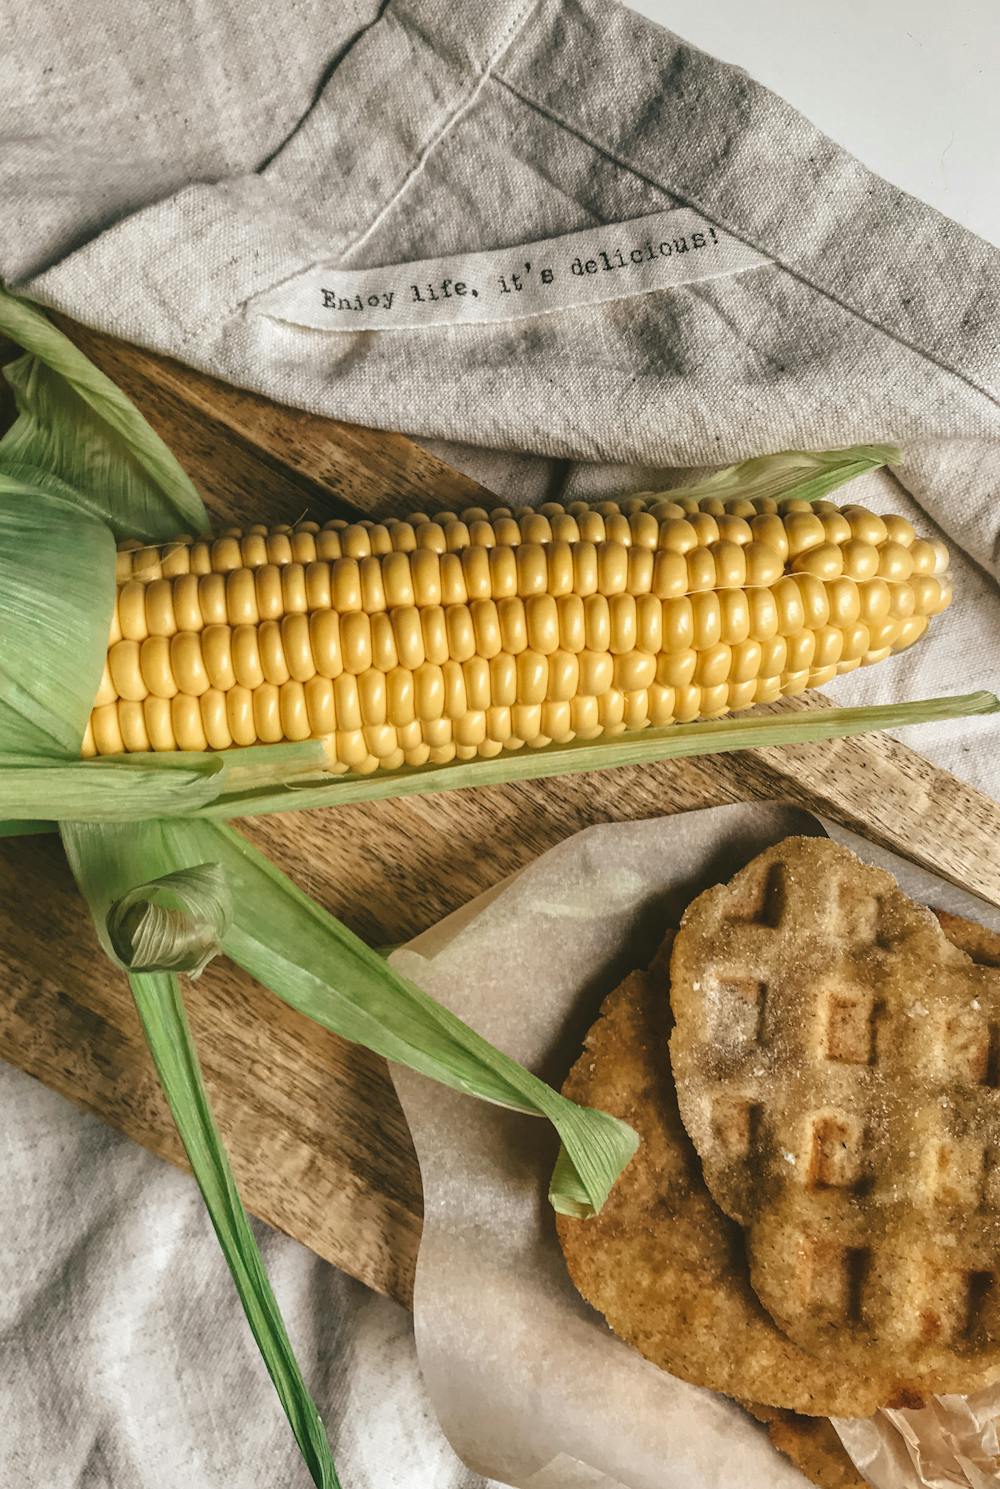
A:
[[83, 494, 953, 773]]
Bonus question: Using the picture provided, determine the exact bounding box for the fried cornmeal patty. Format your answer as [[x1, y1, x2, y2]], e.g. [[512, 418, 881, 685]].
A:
[[669, 837, 1000, 1392], [555, 945, 887, 1417], [741, 1402, 867, 1489]]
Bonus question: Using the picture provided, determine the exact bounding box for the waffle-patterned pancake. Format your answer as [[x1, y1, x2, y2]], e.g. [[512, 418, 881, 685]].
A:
[[669, 837, 1000, 1386], [742, 1403, 867, 1489], [552, 943, 1000, 1418]]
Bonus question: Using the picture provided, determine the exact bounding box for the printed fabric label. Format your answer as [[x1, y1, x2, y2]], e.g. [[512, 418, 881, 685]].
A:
[[250, 208, 770, 331]]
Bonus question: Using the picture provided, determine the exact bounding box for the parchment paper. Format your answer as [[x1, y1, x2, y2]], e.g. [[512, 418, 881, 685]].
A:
[[390, 803, 1000, 1489]]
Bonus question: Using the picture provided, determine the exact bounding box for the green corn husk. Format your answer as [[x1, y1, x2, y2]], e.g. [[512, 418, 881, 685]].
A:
[[0, 474, 115, 756], [0, 740, 330, 823], [662, 442, 901, 506], [62, 816, 639, 1217], [194, 692, 998, 818], [0, 818, 52, 837], [0, 692, 994, 828], [0, 290, 206, 539], [126, 968, 340, 1489], [3, 286, 995, 1488], [107, 863, 232, 976]]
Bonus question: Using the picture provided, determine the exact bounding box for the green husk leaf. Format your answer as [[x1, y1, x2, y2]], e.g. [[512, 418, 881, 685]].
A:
[[0, 740, 327, 821], [107, 863, 231, 976], [127, 972, 339, 1489], [0, 819, 54, 837], [0, 290, 209, 763], [63, 820, 339, 1487], [61, 817, 639, 1217], [0, 753, 224, 820], [9, 693, 993, 824], [0, 476, 115, 756], [195, 692, 1000, 819], [664, 443, 900, 506], [0, 288, 206, 541]]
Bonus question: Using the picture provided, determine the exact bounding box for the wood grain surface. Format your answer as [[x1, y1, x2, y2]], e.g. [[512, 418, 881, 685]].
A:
[[1, 323, 998, 1307]]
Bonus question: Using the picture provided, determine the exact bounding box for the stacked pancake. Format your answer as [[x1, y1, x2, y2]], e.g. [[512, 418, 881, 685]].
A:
[[556, 838, 1000, 1488]]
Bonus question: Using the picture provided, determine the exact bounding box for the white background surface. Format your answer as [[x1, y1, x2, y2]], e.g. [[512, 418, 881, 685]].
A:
[[628, 0, 1000, 247]]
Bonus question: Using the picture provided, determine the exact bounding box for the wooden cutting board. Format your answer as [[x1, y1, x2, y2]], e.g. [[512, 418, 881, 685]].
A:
[[2, 323, 998, 1309]]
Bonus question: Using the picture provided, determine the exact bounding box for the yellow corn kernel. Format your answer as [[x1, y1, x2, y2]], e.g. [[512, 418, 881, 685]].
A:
[[489, 545, 518, 598], [843, 506, 888, 547], [118, 580, 149, 641], [406, 607, 440, 666], [881, 514, 915, 547], [887, 582, 916, 621], [876, 541, 915, 584], [710, 540, 747, 589], [614, 652, 657, 691], [658, 518, 698, 555], [731, 638, 763, 682], [579, 650, 614, 695], [512, 701, 545, 742], [490, 652, 517, 707], [749, 514, 790, 560], [201, 689, 233, 751], [819, 511, 852, 545], [648, 682, 676, 724], [753, 674, 783, 704], [791, 542, 843, 581], [719, 589, 751, 645], [92, 702, 125, 756], [783, 512, 827, 558], [118, 700, 151, 752], [688, 512, 719, 547], [812, 625, 845, 669], [700, 682, 730, 716], [841, 539, 881, 581], [743, 542, 784, 588], [657, 649, 697, 689], [785, 629, 817, 673], [651, 549, 688, 599], [516, 543, 548, 596], [673, 684, 702, 721], [857, 578, 892, 626], [759, 635, 788, 676], [780, 669, 811, 697], [608, 594, 637, 654], [173, 692, 209, 750], [686, 546, 717, 593], [256, 619, 288, 686], [826, 576, 862, 628], [305, 676, 337, 735], [415, 663, 445, 721], [694, 643, 733, 688], [690, 592, 722, 650], [545, 650, 579, 703], [331, 673, 361, 732], [716, 515, 753, 545], [108, 640, 147, 702], [793, 573, 831, 631], [727, 678, 758, 710], [894, 614, 929, 651]]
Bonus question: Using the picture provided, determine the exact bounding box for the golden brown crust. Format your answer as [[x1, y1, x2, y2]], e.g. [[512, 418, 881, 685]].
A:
[[742, 1402, 868, 1489], [934, 909, 1000, 969], [555, 954, 892, 1416], [669, 836, 1000, 1391]]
